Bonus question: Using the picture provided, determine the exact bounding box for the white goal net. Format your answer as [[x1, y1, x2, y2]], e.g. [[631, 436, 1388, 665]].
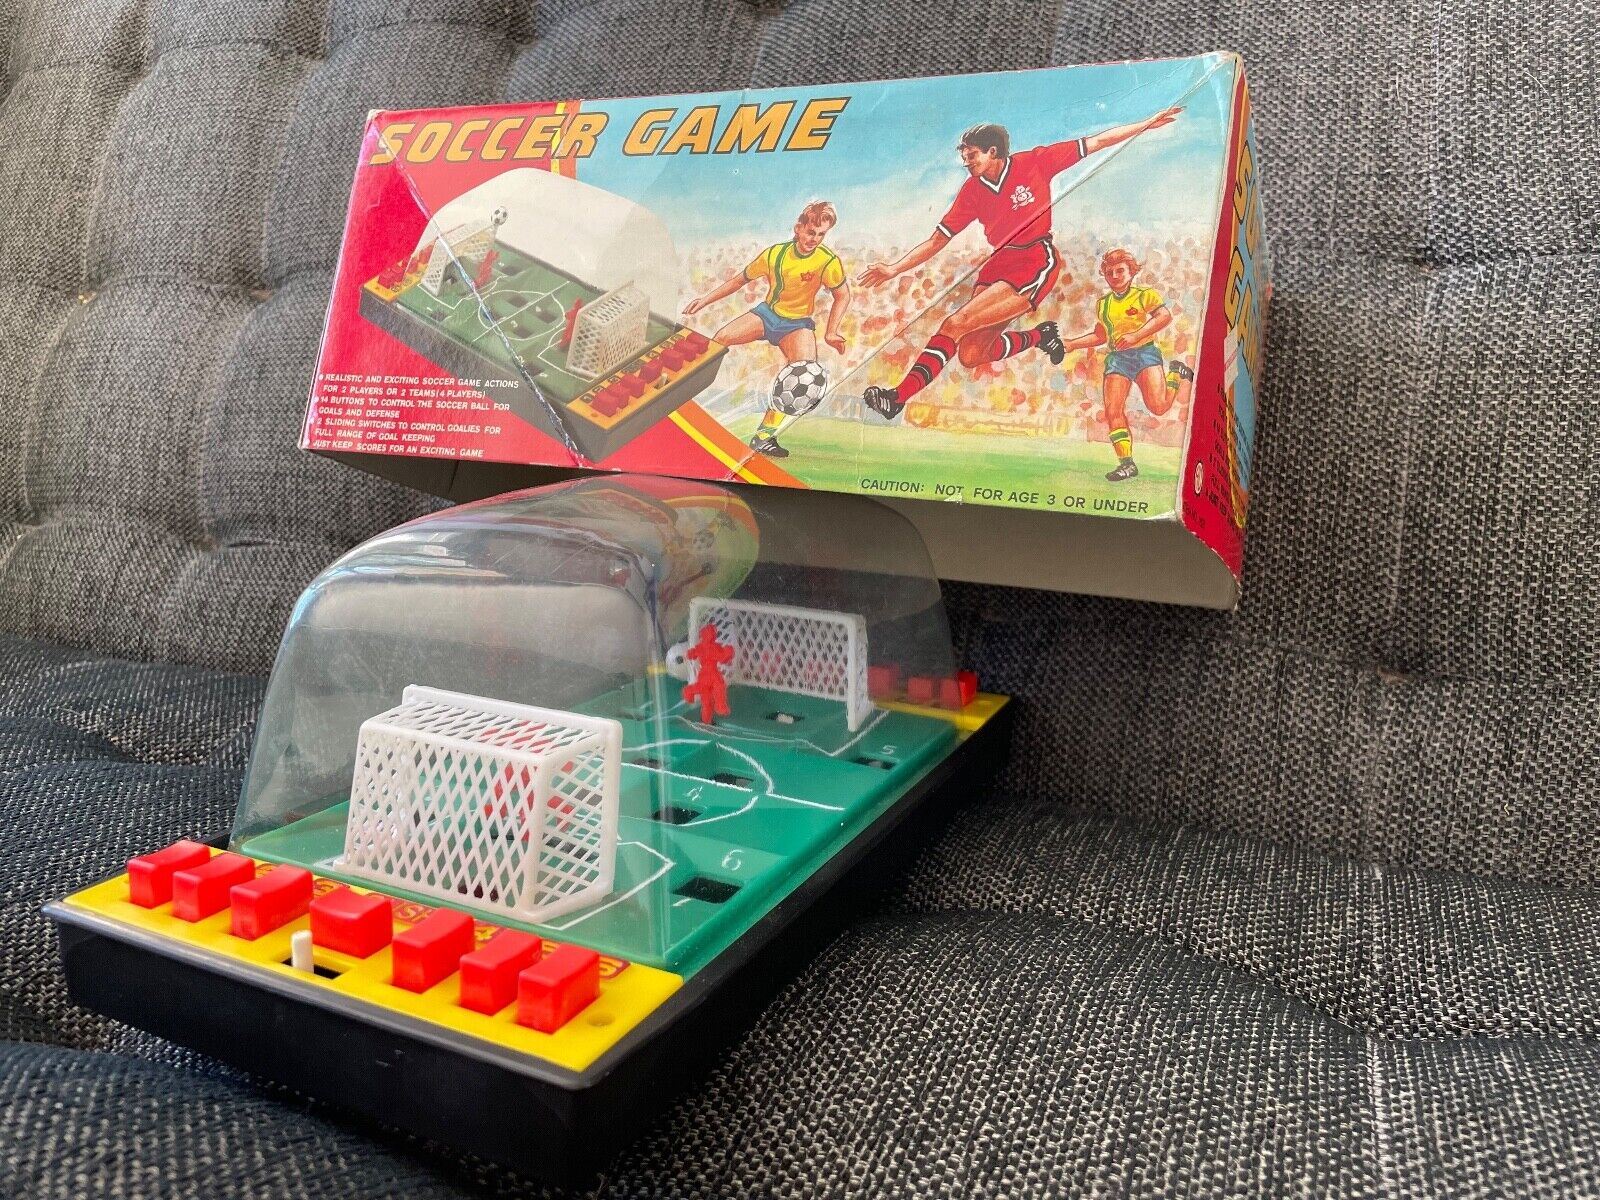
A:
[[335, 686, 621, 923], [671, 599, 872, 731], [420, 217, 497, 295], [566, 283, 650, 379]]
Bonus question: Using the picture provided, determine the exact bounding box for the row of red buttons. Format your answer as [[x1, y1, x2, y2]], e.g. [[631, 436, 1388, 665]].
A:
[[866, 666, 979, 709], [126, 841, 599, 1033], [586, 331, 709, 418]]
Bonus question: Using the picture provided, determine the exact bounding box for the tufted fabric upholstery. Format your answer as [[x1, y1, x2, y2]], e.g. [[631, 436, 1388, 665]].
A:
[[1, 0, 1596, 1195]]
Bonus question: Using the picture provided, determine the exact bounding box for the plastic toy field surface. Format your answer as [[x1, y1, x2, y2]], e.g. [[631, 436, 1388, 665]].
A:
[[47, 476, 1009, 1184]]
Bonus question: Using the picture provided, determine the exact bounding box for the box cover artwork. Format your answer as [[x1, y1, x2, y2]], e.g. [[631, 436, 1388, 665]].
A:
[[306, 53, 1268, 605]]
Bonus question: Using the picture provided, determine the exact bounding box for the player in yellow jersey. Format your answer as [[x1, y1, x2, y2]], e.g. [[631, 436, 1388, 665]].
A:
[[684, 201, 851, 458], [1062, 248, 1192, 482]]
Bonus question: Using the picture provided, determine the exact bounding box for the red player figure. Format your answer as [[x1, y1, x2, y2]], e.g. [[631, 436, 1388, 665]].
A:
[[682, 624, 734, 724], [560, 300, 583, 350], [472, 250, 499, 290]]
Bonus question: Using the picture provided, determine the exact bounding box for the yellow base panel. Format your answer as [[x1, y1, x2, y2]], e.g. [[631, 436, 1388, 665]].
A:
[[63, 867, 682, 1073], [364, 272, 422, 304], [880, 691, 1008, 734], [569, 335, 721, 429]]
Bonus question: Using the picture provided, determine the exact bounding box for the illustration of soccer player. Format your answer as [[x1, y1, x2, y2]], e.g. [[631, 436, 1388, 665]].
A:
[[857, 109, 1180, 418], [1061, 248, 1192, 481], [684, 201, 851, 458]]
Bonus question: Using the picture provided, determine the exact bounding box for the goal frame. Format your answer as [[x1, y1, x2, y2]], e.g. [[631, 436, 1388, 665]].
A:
[[420, 217, 497, 295], [676, 599, 873, 731], [334, 685, 622, 924], [566, 283, 651, 379]]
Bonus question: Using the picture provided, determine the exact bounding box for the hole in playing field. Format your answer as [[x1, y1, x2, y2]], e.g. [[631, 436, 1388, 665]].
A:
[[652, 804, 701, 825], [853, 756, 895, 770], [710, 771, 754, 789], [674, 876, 740, 904], [281, 957, 343, 980], [630, 756, 664, 769], [765, 710, 804, 725], [620, 707, 650, 721], [587, 1012, 615, 1027]]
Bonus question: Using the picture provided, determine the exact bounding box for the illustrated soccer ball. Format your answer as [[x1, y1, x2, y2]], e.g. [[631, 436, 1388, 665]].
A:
[[491, 206, 508, 226], [771, 360, 828, 416]]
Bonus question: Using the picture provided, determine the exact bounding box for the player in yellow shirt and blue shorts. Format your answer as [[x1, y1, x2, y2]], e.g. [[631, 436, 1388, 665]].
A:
[[684, 201, 851, 458], [1062, 248, 1193, 481]]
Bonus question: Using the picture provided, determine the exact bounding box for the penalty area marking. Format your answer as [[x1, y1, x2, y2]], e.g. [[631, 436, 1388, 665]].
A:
[[670, 794, 760, 829], [620, 737, 844, 813], [542, 840, 673, 931]]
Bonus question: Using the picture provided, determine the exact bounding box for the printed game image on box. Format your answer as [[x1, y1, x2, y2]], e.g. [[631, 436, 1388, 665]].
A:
[[307, 54, 1267, 595]]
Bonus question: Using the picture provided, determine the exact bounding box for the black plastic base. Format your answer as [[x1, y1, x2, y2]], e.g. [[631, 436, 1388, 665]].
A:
[[50, 705, 1011, 1187]]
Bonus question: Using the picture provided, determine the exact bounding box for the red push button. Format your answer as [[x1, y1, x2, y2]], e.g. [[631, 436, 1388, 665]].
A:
[[127, 840, 211, 908], [957, 669, 979, 706], [938, 677, 963, 709], [391, 908, 477, 993], [867, 664, 902, 699], [171, 852, 255, 922], [906, 675, 936, 705], [230, 865, 313, 940], [309, 887, 392, 958], [458, 930, 542, 1015], [517, 944, 600, 1032]]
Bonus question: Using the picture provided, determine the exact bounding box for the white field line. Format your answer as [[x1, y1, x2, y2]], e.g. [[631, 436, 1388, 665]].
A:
[[544, 840, 673, 930], [621, 736, 844, 813]]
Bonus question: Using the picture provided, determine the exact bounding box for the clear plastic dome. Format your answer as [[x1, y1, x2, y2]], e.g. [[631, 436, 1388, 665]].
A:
[[235, 474, 968, 976]]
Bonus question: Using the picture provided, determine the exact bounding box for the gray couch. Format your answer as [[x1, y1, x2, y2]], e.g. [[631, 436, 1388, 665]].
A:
[[3, 1, 1596, 1196]]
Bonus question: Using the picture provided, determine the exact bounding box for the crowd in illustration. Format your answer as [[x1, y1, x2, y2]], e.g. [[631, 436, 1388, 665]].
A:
[[685, 229, 1208, 453]]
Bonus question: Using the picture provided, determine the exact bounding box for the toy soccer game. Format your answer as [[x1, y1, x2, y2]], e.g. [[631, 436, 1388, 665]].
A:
[[48, 475, 1007, 1182], [358, 168, 725, 461]]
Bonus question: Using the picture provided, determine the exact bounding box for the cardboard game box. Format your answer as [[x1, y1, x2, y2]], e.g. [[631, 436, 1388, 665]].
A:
[[306, 53, 1268, 607]]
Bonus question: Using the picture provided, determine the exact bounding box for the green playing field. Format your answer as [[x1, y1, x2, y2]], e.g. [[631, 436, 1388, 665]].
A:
[[394, 245, 677, 403], [240, 683, 959, 977], [728, 411, 1183, 515]]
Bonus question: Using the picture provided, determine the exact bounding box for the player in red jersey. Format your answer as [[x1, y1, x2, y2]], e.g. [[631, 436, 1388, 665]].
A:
[[682, 623, 735, 725], [859, 108, 1180, 418]]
